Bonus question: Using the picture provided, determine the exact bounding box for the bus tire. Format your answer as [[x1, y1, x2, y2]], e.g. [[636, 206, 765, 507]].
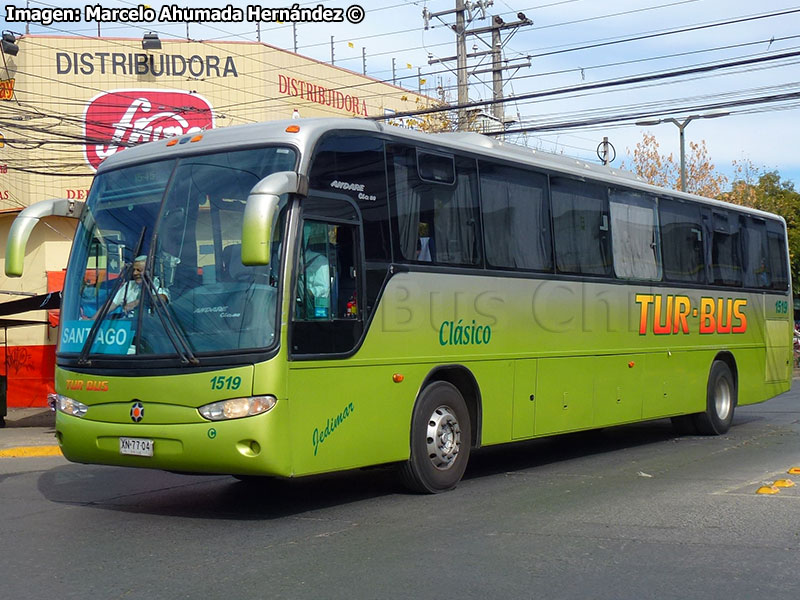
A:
[[694, 360, 736, 435], [400, 381, 471, 494]]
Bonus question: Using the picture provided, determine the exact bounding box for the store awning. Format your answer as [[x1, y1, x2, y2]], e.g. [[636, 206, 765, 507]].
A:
[[0, 318, 52, 328], [0, 292, 61, 317]]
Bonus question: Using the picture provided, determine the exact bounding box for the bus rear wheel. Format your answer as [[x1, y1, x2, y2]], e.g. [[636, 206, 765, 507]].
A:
[[400, 381, 471, 494], [694, 360, 736, 435]]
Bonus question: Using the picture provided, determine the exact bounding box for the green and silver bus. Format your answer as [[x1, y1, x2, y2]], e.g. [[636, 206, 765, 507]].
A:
[[6, 118, 793, 492]]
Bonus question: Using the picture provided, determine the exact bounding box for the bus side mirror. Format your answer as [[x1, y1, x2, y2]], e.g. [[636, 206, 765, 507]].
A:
[[5, 198, 84, 277], [241, 171, 305, 266]]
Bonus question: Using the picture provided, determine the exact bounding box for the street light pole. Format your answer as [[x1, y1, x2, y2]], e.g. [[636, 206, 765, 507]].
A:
[[674, 117, 690, 193], [635, 112, 729, 192]]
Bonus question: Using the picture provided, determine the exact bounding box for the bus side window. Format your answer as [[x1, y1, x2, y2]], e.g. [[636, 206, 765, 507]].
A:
[[766, 219, 790, 291], [551, 177, 612, 276], [389, 145, 481, 267], [479, 161, 552, 272], [292, 219, 363, 355], [710, 210, 743, 286], [659, 198, 707, 284], [608, 188, 661, 281], [742, 215, 771, 288]]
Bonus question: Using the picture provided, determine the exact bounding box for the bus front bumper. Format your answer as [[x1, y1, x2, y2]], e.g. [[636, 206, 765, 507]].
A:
[[55, 406, 292, 477]]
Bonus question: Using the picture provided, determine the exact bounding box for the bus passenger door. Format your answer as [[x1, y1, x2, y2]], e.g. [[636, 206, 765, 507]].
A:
[[287, 199, 409, 475], [291, 208, 364, 355]]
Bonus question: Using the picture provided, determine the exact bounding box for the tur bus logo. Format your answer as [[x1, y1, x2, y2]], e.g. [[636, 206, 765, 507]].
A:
[[83, 89, 214, 171]]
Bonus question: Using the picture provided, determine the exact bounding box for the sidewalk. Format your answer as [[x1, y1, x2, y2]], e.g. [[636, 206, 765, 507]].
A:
[[2, 407, 55, 428], [0, 408, 58, 453]]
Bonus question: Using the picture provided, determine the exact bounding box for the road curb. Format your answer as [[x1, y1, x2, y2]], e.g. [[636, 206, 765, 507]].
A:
[[0, 445, 62, 458]]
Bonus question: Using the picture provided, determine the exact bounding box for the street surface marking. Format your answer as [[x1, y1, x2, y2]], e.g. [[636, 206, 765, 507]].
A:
[[0, 446, 62, 458]]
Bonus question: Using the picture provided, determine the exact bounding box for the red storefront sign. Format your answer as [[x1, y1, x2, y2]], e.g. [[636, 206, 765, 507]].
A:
[[0, 78, 15, 100], [83, 89, 214, 171]]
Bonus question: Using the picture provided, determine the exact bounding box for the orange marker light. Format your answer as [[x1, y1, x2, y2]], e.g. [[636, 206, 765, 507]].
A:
[[628, 361, 635, 368], [285, 124, 300, 133], [190, 135, 203, 143], [166, 139, 179, 147], [392, 373, 404, 383]]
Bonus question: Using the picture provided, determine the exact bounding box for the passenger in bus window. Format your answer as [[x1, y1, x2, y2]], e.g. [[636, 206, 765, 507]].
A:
[[756, 258, 770, 287], [297, 224, 332, 319], [416, 222, 432, 262]]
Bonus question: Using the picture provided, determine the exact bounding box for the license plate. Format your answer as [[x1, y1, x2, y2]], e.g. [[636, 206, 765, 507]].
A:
[[119, 437, 154, 457]]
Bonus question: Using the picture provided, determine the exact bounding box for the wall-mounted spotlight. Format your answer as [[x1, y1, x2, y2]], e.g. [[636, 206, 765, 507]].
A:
[[142, 32, 161, 50], [2, 32, 19, 56]]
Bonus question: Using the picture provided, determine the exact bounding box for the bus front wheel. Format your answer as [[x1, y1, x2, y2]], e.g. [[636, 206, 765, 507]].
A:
[[400, 381, 471, 494], [694, 360, 736, 435]]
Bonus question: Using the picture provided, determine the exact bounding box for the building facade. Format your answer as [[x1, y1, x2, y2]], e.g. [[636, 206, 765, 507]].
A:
[[0, 34, 428, 407]]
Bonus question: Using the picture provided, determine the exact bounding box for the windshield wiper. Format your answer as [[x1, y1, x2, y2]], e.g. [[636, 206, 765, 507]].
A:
[[77, 228, 147, 365], [140, 265, 199, 366], [77, 261, 132, 365]]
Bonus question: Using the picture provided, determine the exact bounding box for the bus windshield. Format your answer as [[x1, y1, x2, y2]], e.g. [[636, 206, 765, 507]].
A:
[[59, 146, 296, 359]]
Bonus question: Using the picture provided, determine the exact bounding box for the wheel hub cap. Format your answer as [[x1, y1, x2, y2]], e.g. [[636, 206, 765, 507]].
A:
[[715, 378, 731, 421], [426, 405, 461, 470]]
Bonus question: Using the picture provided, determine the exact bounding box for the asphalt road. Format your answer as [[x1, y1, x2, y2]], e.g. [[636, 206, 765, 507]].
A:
[[1, 383, 799, 600]]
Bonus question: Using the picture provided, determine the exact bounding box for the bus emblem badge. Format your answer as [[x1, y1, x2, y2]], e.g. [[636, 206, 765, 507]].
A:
[[130, 402, 145, 423]]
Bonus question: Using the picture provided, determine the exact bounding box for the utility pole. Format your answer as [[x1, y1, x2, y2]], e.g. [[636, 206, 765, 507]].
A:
[[424, 2, 532, 131], [467, 14, 532, 127], [491, 18, 502, 122], [424, 1, 472, 129], [455, 0, 468, 129]]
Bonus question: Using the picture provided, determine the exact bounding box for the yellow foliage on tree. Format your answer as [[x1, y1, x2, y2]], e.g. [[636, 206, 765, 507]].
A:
[[623, 132, 727, 197], [720, 158, 760, 207], [386, 100, 457, 133]]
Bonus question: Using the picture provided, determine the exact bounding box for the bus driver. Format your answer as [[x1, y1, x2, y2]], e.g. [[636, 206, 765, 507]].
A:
[[90, 255, 169, 319]]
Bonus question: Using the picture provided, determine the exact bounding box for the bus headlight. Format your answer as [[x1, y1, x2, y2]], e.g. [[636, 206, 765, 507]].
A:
[[56, 394, 89, 417], [198, 395, 277, 421]]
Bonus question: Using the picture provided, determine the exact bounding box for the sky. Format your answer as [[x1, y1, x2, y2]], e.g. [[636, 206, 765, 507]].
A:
[[2, 0, 800, 190]]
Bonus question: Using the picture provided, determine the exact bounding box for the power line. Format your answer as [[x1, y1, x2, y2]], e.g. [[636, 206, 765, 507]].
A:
[[495, 90, 800, 136], [369, 48, 800, 121]]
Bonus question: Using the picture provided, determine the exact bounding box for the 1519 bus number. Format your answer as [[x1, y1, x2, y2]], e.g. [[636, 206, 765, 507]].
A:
[[210, 375, 242, 391]]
